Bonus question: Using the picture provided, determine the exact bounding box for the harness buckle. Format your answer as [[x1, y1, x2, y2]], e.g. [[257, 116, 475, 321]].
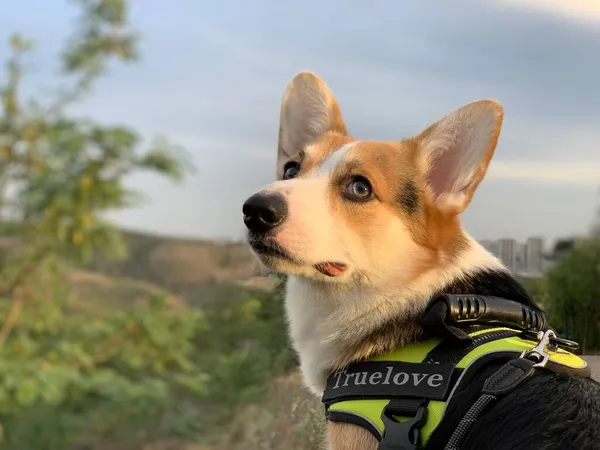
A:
[[520, 329, 556, 368], [379, 399, 428, 450]]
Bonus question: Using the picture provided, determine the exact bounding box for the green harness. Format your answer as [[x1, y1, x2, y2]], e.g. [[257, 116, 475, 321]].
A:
[[321, 294, 591, 450]]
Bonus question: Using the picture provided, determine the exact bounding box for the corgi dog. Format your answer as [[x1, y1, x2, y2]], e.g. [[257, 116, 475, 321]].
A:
[[242, 72, 600, 449]]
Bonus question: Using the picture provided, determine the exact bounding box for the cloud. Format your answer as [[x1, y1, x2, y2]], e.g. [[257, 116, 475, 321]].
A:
[[488, 161, 600, 186], [494, 0, 600, 23], [465, 180, 598, 241]]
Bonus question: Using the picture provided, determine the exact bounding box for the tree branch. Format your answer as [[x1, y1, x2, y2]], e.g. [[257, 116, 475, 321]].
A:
[[0, 244, 51, 297], [74, 323, 138, 370], [0, 286, 25, 347]]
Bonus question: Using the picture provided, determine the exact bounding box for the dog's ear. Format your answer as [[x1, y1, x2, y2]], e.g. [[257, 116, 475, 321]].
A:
[[277, 72, 347, 178], [415, 100, 503, 215]]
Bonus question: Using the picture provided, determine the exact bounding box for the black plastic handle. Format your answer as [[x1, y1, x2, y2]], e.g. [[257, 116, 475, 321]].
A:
[[435, 294, 548, 332]]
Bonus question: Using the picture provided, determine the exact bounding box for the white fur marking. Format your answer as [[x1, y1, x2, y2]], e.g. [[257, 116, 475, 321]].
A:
[[313, 142, 358, 177]]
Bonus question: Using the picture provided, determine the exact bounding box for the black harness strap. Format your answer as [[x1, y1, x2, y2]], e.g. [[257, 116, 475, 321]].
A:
[[443, 329, 572, 450], [443, 357, 537, 450]]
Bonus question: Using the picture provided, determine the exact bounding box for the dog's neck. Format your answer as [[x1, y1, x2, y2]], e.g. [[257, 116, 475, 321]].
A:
[[284, 238, 537, 394]]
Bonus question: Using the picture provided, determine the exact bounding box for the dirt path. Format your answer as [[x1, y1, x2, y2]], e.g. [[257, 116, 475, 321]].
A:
[[585, 356, 600, 380]]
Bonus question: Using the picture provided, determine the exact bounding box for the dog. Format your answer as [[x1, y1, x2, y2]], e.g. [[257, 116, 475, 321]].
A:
[[242, 72, 600, 449]]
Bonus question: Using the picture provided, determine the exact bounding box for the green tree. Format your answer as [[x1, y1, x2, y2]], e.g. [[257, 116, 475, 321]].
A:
[[0, 1, 208, 449], [0, 0, 190, 339], [544, 205, 600, 353], [592, 193, 600, 237], [0, 291, 207, 449], [193, 278, 297, 435], [545, 240, 600, 352]]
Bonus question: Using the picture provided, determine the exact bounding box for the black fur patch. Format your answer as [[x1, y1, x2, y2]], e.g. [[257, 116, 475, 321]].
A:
[[426, 357, 600, 450], [397, 181, 420, 214], [354, 269, 538, 367]]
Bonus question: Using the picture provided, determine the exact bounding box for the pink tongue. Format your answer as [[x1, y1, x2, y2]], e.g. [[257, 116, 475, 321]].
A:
[[315, 262, 347, 277]]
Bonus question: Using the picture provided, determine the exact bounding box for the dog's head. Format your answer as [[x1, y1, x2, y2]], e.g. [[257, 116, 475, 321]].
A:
[[243, 72, 503, 290]]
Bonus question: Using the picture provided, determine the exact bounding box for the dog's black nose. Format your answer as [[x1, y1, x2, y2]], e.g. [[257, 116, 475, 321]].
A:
[[243, 192, 288, 233]]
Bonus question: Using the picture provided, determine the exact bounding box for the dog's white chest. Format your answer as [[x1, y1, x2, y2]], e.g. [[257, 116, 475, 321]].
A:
[[284, 276, 344, 394]]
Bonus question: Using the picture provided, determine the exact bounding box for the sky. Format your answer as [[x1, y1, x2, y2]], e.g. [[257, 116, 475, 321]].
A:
[[0, 0, 599, 245]]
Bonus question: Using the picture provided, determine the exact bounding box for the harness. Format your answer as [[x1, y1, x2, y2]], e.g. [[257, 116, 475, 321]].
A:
[[321, 294, 591, 450]]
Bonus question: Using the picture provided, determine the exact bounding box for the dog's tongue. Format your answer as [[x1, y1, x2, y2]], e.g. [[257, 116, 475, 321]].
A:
[[315, 262, 347, 277]]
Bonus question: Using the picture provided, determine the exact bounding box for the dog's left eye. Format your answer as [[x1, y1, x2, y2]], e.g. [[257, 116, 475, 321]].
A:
[[345, 177, 372, 202], [283, 161, 300, 180]]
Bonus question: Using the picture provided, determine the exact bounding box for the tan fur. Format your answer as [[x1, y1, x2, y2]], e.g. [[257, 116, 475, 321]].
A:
[[328, 421, 378, 450], [244, 72, 507, 448]]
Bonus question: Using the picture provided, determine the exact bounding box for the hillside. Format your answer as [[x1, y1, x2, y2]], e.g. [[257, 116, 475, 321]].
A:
[[66, 269, 186, 314], [77, 230, 277, 302], [0, 226, 277, 311], [84, 229, 278, 300]]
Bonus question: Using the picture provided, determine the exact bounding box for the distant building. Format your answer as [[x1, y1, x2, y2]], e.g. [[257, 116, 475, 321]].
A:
[[498, 238, 518, 272], [477, 236, 577, 275], [525, 237, 544, 275]]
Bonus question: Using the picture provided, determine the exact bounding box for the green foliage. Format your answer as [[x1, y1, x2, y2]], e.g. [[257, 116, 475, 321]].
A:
[[544, 237, 600, 353], [202, 347, 271, 424], [0, 1, 208, 448], [517, 275, 548, 308], [0, 271, 208, 449], [61, 0, 139, 98], [195, 279, 296, 433], [0, 0, 192, 288]]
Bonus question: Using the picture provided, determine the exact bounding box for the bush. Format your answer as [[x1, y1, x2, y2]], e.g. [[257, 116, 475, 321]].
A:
[[0, 289, 207, 450], [194, 279, 299, 436], [544, 237, 600, 353]]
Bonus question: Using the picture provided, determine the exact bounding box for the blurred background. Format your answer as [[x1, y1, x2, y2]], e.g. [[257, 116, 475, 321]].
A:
[[0, 1, 598, 449]]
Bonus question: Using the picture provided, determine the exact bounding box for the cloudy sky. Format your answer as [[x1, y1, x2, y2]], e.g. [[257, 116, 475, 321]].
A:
[[1, 0, 599, 244]]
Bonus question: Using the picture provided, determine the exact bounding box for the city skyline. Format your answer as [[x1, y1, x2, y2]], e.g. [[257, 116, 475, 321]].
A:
[[478, 236, 555, 275]]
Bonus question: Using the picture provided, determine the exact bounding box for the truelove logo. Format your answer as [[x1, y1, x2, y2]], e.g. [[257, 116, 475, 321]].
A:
[[322, 361, 457, 403], [331, 366, 444, 389]]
